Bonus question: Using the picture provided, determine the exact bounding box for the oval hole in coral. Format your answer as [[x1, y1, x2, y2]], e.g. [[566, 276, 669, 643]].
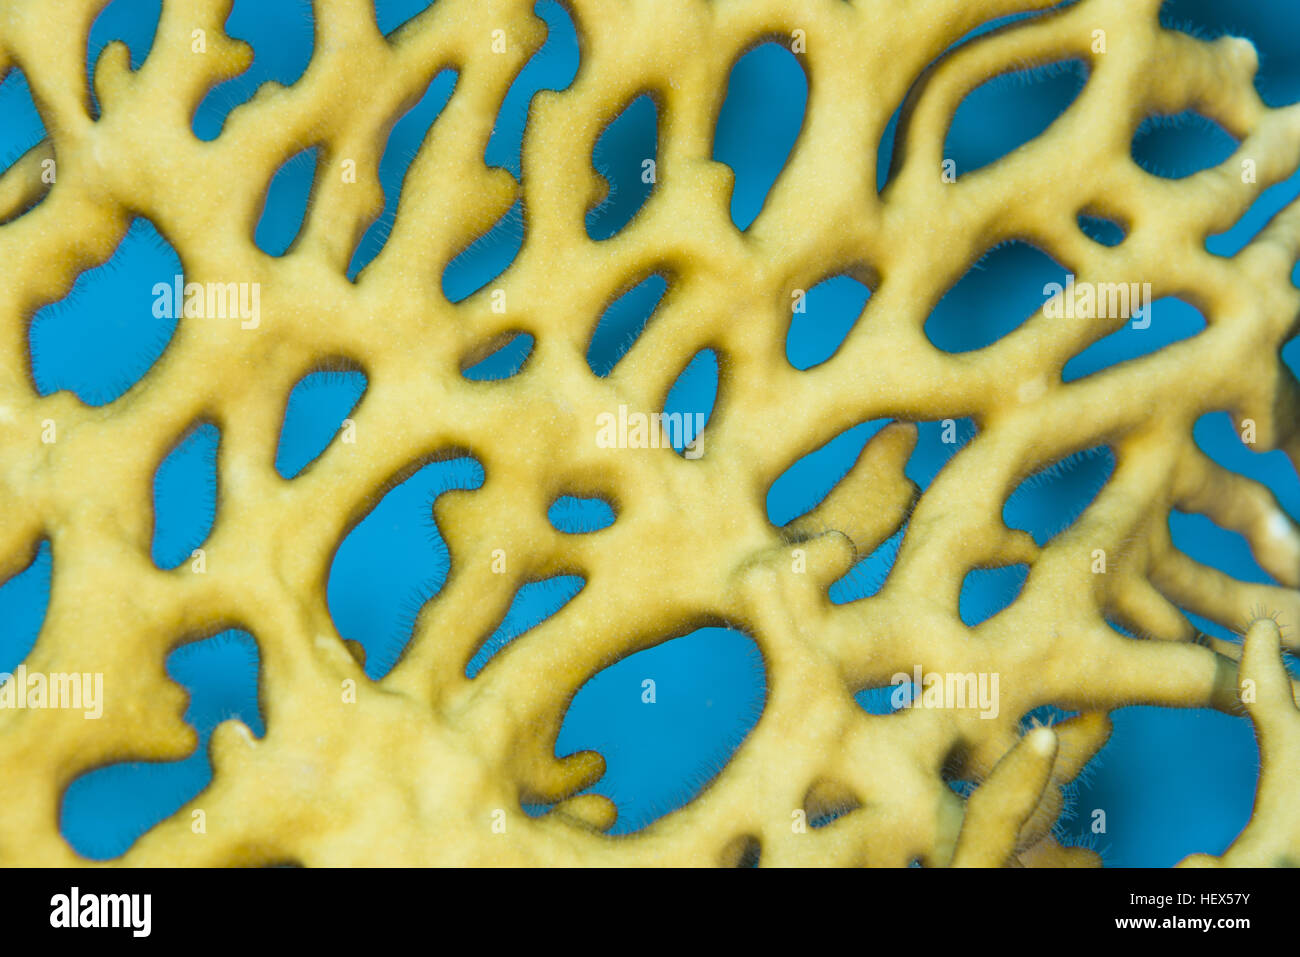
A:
[[712, 42, 807, 231], [1131, 110, 1238, 180], [586, 273, 668, 376], [254, 147, 318, 256], [152, 423, 220, 571], [28, 218, 181, 406], [191, 0, 314, 142], [441, 200, 525, 303], [1003, 446, 1115, 546], [945, 59, 1089, 177], [959, 564, 1028, 626], [274, 367, 367, 479], [327, 457, 484, 679], [786, 275, 871, 371], [661, 349, 718, 456], [804, 779, 863, 829], [586, 94, 658, 241], [767, 418, 891, 527], [464, 575, 586, 678], [348, 68, 458, 279], [60, 630, 264, 861], [461, 332, 534, 381], [1077, 212, 1126, 247], [551, 626, 766, 835], [854, 679, 914, 716], [1062, 296, 1206, 382], [924, 241, 1067, 353], [547, 496, 616, 534], [484, 0, 579, 178], [0, 540, 52, 674], [877, 2, 1081, 192]]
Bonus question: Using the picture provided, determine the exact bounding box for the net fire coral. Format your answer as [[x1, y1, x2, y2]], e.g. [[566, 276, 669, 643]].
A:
[[0, 0, 1298, 867]]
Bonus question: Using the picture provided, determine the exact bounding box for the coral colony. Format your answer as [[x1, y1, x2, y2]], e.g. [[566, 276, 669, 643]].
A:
[[0, 0, 1297, 867]]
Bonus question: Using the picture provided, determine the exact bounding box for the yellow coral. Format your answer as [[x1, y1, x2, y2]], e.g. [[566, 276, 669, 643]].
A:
[[0, 0, 1297, 867]]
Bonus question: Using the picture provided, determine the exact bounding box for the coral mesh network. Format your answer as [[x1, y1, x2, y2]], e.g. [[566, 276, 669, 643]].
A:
[[0, 0, 1298, 870]]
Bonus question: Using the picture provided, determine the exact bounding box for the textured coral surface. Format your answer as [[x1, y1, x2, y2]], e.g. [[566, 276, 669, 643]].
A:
[[1, 0, 1299, 867]]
